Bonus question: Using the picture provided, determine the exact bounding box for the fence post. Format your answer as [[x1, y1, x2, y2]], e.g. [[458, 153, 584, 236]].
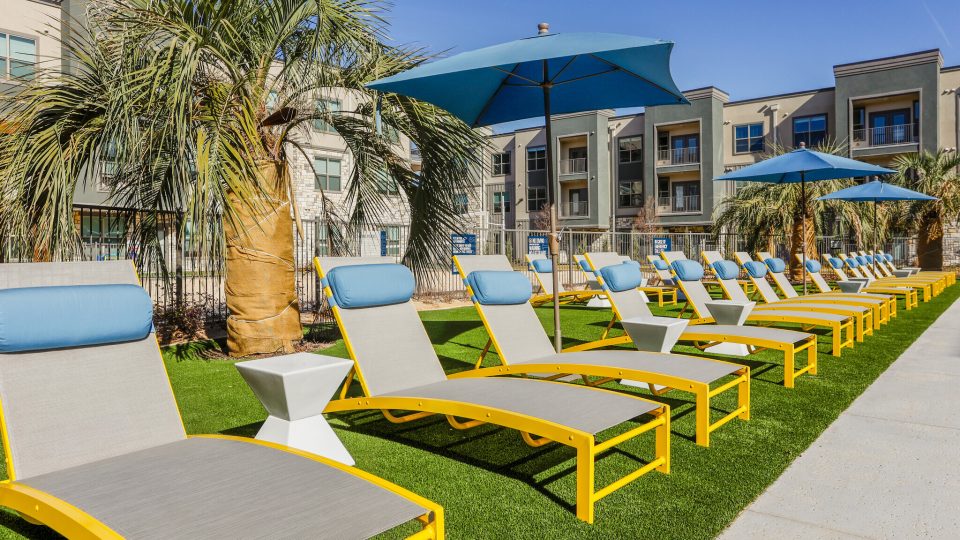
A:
[[175, 212, 185, 309]]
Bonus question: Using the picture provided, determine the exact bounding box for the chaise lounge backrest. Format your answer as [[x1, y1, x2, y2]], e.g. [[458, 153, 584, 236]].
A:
[[526, 253, 564, 294], [316, 257, 447, 397], [455, 255, 555, 362], [585, 252, 654, 320], [0, 261, 186, 480]]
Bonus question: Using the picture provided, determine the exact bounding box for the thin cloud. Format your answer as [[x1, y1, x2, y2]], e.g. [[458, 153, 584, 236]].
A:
[[921, 0, 953, 48]]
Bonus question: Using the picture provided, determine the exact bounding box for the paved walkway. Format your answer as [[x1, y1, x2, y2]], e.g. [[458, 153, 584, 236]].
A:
[[720, 297, 960, 539]]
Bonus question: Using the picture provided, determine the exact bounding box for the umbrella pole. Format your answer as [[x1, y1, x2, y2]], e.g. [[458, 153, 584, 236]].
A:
[[873, 200, 878, 275], [542, 63, 562, 353], [801, 172, 807, 295]]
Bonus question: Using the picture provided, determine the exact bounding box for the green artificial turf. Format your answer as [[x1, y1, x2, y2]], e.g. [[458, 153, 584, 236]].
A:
[[1, 285, 957, 539]]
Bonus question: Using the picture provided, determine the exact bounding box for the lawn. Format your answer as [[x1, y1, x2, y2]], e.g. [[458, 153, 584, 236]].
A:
[[1, 285, 957, 539]]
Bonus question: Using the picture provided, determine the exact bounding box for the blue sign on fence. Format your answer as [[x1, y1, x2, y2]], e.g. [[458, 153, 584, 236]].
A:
[[451, 233, 477, 274], [653, 237, 672, 255], [528, 235, 549, 256], [380, 230, 387, 256]]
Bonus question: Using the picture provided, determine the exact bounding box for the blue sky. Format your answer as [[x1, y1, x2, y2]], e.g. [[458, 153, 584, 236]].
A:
[[381, 0, 959, 132]]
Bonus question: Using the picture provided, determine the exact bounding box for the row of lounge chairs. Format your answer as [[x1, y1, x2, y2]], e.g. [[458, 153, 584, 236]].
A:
[[0, 251, 951, 537]]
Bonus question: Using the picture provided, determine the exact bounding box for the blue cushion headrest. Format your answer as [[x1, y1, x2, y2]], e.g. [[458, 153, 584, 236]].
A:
[[530, 258, 552, 273], [651, 259, 669, 271], [466, 271, 532, 305], [864, 255, 874, 263], [671, 260, 704, 282], [884, 253, 893, 262], [805, 259, 822, 273], [598, 263, 642, 292], [855, 255, 868, 265], [623, 259, 641, 268], [845, 258, 860, 268], [828, 257, 844, 269], [326, 264, 415, 309], [0, 284, 154, 353], [711, 260, 740, 281], [578, 259, 593, 274], [764, 257, 786, 274], [743, 261, 768, 278]]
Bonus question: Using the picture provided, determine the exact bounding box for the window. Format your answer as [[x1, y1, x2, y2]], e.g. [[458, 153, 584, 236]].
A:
[[527, 186, 546, 212], [454, 193, 469, 215], [98, 140, 119, 192], [376, 171, 398, 195], [316, 223, 331, 256], [80, 214, 125, 243], [853, 107, 865, 141], [618, 136, 642, 163], [657, 131, 669, 152], [493, 191, 510, 213], [313, 157, 342, 191], [0, 33, 36, 80], [793, 114, 827, 148], [913, 100, 920, 139], [734, 123, 764, 153], [492, 152, 511, 175], [526, 147, 545, 171], [383, 226, 400, 256], [313, 99, 341, 133], [618, 180, 643, 207]]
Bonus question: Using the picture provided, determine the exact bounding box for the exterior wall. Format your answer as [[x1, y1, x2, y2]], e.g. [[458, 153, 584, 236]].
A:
[[939, 68, 960, 152], [1, 0, 63, 94], [609, 113, 646, 225]]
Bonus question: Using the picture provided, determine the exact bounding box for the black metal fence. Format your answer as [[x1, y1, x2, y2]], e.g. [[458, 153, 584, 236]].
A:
[[1, 206, 947, 330]]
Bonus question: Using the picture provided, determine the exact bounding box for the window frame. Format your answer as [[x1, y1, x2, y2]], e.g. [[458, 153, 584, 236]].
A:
[[313, 98, 341, 133], [618, 135, 643, 163], [453, 193, 469, 215], [492, 190, 511, 213], [312, 156, 343, 192], [526, 146, 546, 171], [792, 113, 828, 149], [733, 122, 765, 154], [383, 226, 401, 256], [492, 151, 511, 176], [0, 31, 38, 81], [617, 179, 644, 208], [527, 186, 547, 212]]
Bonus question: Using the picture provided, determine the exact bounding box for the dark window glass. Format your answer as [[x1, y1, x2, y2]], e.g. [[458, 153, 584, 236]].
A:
[[793, 114, 827, 148], [618, 136, 642, 163], [526, 147, 546, 171]]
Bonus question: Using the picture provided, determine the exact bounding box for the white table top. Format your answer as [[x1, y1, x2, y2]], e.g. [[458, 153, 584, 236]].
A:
[[235, 353, 353, 376]]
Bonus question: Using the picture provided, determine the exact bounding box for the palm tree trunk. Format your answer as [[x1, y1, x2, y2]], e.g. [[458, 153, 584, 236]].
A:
[[787, 207, 819, 280], [224, 161, 301, 357], [917, 212, 943, 270]]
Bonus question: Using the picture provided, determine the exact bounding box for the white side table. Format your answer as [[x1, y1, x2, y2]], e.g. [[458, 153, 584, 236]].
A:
[[703, 300, 755, 356], [838, 280, 867, 293], [619, 316, 688, 389], [236, 353, 355, 465]]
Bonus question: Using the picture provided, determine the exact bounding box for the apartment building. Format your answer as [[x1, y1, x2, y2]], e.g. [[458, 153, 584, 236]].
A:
[[483, 49, 960, 233]]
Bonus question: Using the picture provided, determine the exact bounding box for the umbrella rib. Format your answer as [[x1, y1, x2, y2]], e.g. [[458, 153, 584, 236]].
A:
[[474, 63, 529, 126], [548, 55, 579, 84], [588, 53, 686, 101], [490, 65, 542, 86], [552, 67, 621, 86]]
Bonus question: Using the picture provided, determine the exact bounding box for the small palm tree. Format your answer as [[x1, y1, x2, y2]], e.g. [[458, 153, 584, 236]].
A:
[[0, 0, 485, 356], [713, 139, 874, 277], [890, 149, 960, 270]]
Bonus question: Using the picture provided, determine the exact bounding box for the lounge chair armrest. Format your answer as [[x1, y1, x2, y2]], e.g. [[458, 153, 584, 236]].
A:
[[620, 316, 688, 353]]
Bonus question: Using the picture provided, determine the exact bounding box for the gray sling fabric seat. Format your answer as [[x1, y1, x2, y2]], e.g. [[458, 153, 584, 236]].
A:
[[20, 437, 426, 540], [0, 261, 437, 539]]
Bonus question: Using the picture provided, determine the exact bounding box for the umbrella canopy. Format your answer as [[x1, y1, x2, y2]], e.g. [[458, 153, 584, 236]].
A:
[[367, 30, 687, 127], [715, 147, 895, 183], [817, 179, 937, 202], [368, 24, 687, 352], [818, 180, 937, 273]]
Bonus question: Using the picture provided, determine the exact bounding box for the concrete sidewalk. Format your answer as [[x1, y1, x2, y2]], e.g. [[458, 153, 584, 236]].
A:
[[720, 298, 960, 539]]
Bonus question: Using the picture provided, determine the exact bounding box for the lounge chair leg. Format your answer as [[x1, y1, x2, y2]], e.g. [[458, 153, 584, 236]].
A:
[[656, 409, 670, 474], [738, 371, 750, 420], [521, 431, 552, 447], [476, 339, 492, 369], [339, 368, 355, 400], [808, 341, 818, 375], [600, 315, 617, 340], [785, 348, 795, 388], [575, 441, 596, 524], [695, 390, 710, 447], [446, 416, 484, 430], [832, 325, 842, 357]]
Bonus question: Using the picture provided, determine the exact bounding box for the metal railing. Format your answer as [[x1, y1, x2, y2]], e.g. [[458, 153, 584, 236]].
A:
[[656, 194, 702, 214], [559, 157, 587, 175], [560, 201, 589, 217], [853, 123, 918, 146], [657, 147, 699, 165]]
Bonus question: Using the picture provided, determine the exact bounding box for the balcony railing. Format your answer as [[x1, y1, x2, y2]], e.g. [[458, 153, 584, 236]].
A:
[[656, 194, 702, 214], [657, 147, 700, 165], [853, 123, 918, 147], [560, 201, 589, 217], [559, 158, 587, 175]]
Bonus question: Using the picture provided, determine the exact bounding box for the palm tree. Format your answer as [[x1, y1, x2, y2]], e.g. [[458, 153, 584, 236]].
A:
[[713, 140, 875, 277], [0, 0, 485, 356], [890, 149, 960, 270]]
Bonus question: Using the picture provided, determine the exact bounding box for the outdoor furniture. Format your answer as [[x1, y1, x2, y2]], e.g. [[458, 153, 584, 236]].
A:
[[837, 253, 934, 301], [314, 256, 671, 524], [578, 252, 819, 388], [838, 280, 867, 294], [525, 253, 605, 307], [705, 300, 754, 326], [236, 353, 355, 465], [454, 254, 749, 447], [824, 255, 919, 309], [0, 261, 442, 540], [789, 254, 898, 317]]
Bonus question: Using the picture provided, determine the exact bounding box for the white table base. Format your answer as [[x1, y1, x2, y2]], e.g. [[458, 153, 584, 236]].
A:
[[257, 415, 355, 466]]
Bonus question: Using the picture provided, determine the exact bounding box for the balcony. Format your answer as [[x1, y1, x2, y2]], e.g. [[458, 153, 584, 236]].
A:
[[656, 194, 701, 215], [657, 147, 700, 166], [853, 123, 918, 147], [559, 157, 587, 176], [560, 201, 589, 217]]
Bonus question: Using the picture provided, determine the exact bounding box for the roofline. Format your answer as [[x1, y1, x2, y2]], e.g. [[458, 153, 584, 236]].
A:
[[725, 86, 835, 107], [943, 64, 960, 73], [833, 48, 940, 69]]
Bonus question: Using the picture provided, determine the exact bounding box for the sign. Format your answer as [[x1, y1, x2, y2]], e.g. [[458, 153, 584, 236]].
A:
[[451, 233, 477, 274], [527, 235, 549, 256], [653, 237, 672, 255], [380, 230, 387, 256]]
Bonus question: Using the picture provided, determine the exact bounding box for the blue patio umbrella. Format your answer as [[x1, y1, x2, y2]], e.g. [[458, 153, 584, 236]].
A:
[[818, 179, 936, 274], [715, 145, 895, 292], [368, 23, 687, 351]]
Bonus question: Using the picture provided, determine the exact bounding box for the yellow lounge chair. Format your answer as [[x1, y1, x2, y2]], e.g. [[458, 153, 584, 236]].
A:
[[454, 254, 749, 448], [525, 253, 604, 306], [836, 253, 934, 301], [852, 251, 947, 294], [0, 261, 443, 540], [873, 250, 955, 286], [823, 254, 919, 309], [315, 256, 670, 523], [788, 253, 899, 318]]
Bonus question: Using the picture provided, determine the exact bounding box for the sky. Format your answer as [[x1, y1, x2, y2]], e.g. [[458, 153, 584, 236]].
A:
[[379, 0, 959, 133]]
